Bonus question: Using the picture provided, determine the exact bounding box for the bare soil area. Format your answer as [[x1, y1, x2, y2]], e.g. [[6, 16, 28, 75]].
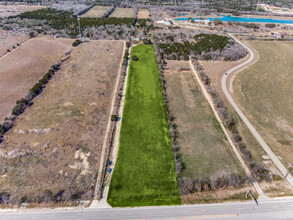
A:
[[81, 6, 111, 18], [164, 60, 244, 180], [0, 4, 46, 18], [137, 8, 150, 19], [110, 7, 135, 18], [0, 40, 124, 204], [0, 29, 28, 57], [0, 36, 73, 123]]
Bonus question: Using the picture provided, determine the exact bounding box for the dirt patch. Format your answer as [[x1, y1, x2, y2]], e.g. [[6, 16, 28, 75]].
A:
[[110, 7, 135, 18], [81, 6, 111, 18], [0, 36, 73, 123], [0, 4, 46, 18], [137, 9, 150, 19], [0, 40, 124, 204]]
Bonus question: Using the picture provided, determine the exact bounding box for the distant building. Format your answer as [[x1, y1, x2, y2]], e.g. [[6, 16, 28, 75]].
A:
[[156, 20, 172, 26]]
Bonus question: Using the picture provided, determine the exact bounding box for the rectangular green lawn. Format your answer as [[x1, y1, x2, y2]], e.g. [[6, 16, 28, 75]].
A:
[[107, 44, 181, 207]]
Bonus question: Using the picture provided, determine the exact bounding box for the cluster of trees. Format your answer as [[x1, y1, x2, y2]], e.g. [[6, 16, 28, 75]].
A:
[[235, 22, 260, 29], [0, 63, 61, 142], [154, 44, 185, 177], [14, 8, 136, 38], [179, 174, 246, 195], [157, 33, 247, 61], [51, 3, 94, 17], [83, 24, 135, 41], [192, 60, 271, 182], [265, 23, 276, 28]]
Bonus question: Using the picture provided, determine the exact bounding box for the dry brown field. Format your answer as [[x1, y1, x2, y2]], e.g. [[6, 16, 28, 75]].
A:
[[137, 8, 150, 19], [110, 7, 135, 18], [0, 29, 28, 57], [233, 41, 293, 169], [0, 4, 46, 18], [81, 6, 111, 18], [200, 42, 293, 197], [0, 40, 124, 204], [0, 37, 73, 123], [164, 60, 244, 180]]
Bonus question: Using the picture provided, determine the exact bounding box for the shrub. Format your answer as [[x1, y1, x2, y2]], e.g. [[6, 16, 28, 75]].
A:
[[265, 23, 276, 28], [132, 55, 139, 61], [29, 32, 35, 38], [111, 115, 118, 121], [213, 19, 223, 25], [72, 39, 82, 47]]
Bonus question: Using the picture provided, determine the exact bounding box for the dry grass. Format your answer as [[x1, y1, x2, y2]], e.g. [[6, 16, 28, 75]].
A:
[[0, 4, 46, 18], [233, 41, 293, 168], [0, 29, 28, 57], [0, 36, 73, 123], [110, 7, 135, 18], [200, 42, 293, 195], [81, 6, 111, 18], [164, 60, 244, 180], [137, 8, 150, 19], [0, 40, 124, 203]]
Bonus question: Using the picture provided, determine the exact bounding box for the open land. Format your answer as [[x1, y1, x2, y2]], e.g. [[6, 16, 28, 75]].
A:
[[0, 4, 46, 18], [164, 60, 244, 180], [0, 37, 73, 123], [0, 40, 124, 204], [81, 6, 111, 18], [233, 41, 293, 170], [109, 7, 135, 18], [107, 44, 180, 207], [0, 29, 28, 57], [137, 8, 150, 19], [201, 42, 293, 196]]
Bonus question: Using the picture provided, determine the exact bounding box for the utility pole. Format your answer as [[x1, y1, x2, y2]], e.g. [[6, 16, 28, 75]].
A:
[[77, 16, 81, 39]]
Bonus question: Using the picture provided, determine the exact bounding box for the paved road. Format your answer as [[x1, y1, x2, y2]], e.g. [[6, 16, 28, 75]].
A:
[[1, 199, 293, 219], [221, 34, 293, 187]]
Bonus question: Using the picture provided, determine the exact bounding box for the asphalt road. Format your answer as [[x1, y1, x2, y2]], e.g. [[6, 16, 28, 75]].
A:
[[1, 199, 293, 219], [221, 34, 293, 187]]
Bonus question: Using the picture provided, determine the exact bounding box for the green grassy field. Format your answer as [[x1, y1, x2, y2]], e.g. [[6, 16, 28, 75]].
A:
[[233, 41, 293, 168], [107, 44, 181, 207]]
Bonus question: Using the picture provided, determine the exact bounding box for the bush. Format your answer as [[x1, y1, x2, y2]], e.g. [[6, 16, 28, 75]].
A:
[[213, 19, 223, 25], [29, 32, 35, 38], [72, 39, 81, 47], [132, 55, 139, 61], [111, 115, 118, 121], [265, 23, 276, 28]]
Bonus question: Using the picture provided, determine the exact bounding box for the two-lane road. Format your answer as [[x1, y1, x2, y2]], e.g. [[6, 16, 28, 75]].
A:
[[1, 199, 293, 219]]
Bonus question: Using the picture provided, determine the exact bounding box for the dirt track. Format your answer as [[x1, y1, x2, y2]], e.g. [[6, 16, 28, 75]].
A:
[[0, 37, 73, 122]]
